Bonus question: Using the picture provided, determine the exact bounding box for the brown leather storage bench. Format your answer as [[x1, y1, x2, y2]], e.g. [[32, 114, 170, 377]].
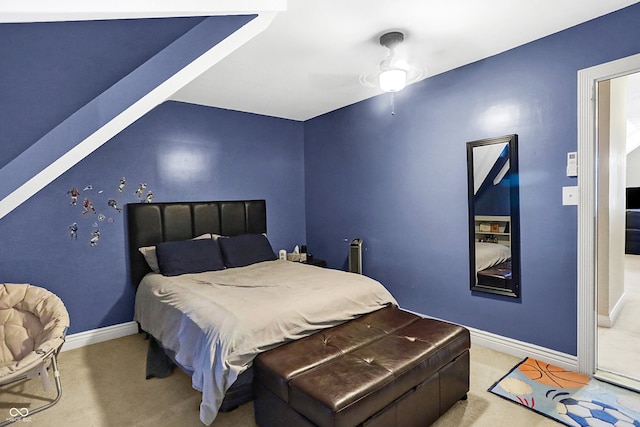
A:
[[253, 306, 470, 427]]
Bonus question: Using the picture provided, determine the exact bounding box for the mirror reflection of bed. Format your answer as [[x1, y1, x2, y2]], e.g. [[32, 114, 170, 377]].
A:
[[467, 134, 520, 297], [477, 258, 512, 289], [475, 215, 511, 289]]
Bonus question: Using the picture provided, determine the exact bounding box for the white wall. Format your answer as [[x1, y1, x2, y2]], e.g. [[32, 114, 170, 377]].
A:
[[627, 146, 640, 187], [597, 76, 627, 326]]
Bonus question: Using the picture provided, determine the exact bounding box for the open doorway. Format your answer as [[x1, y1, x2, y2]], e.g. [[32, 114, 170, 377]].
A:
[[576, 52, 640, 391], [596, 72, 640, 387]]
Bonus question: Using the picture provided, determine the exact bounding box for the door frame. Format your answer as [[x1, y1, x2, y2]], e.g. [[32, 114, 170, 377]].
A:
[[577, 53, 640, 374]]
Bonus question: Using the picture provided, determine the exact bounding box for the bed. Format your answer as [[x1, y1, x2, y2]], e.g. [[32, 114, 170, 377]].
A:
[[475, 242, 511, 288], [125, 200, 397, 425]]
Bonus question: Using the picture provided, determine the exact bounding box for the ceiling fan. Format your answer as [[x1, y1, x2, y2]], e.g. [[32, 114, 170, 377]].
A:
[[360, 30, 425, 93]]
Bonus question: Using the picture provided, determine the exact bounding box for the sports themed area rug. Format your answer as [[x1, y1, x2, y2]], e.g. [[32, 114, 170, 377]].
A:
[[489, 357, 640, 426]]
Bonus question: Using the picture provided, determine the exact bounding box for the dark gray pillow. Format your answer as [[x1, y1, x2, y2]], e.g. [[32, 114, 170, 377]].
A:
[[218, 234, 276, 268], [156, 238, 225, 276]]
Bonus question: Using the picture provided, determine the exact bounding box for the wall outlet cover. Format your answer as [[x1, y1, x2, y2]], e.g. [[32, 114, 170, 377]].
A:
[[562, 186, 579, 205]]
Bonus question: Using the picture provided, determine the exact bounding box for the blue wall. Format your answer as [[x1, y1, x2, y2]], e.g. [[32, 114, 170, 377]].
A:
[[1, 5, 640, 353], [0, 17, 205, 169], [474, 145, 511, 216], [0, 16, 303, 335], [0, 102, 305, 334], [475, 177, 511, 217], [304, 4, 640, 355]]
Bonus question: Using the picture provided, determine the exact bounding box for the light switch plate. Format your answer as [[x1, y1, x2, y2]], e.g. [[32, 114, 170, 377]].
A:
[[562, 186, 578, 205]]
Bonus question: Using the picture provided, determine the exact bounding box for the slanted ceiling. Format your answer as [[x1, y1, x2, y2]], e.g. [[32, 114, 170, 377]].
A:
[[0, 2, 284, 220]]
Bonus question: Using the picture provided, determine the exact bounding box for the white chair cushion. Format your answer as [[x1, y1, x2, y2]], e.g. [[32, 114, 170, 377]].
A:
[[0, 283, 69, 383]]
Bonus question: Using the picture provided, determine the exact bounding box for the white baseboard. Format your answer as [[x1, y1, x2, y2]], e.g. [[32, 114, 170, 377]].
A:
[[59, 316, 579, 372], [468, 326, 578, 371], [61, 321, 139, 352], [597, 292, 626, 328], [403, 308, 578, 371]]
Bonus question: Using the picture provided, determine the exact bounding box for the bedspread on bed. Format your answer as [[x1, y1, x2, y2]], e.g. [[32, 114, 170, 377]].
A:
[[475, 242, 511, 272], [134, 260, 397, 425]]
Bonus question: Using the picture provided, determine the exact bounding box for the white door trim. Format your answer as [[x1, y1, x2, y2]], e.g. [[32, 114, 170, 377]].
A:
[[577, 53, 640, 374]]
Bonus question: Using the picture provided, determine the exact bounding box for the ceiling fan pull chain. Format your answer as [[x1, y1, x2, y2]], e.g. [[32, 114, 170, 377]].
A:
[[390, 92, 396, 115]]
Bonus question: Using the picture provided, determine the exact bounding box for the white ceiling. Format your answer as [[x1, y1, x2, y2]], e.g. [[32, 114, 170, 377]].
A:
[[170, 0, 640, 121], [2, 1, 638, 122]]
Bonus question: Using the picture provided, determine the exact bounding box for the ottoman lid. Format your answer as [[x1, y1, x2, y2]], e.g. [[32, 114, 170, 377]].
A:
[[254, 306, 419, 402], [288, 318, 470, 427]]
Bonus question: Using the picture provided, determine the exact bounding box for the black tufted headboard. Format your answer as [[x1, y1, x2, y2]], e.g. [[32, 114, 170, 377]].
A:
[[125, 200, 267, 287]]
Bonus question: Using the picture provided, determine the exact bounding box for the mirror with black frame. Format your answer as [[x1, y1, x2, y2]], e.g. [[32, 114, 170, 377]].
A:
[[466, 134, 520, 297]]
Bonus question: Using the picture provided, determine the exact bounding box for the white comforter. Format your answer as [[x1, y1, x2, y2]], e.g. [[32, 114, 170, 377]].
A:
[[475, 242, 511, 272], [134, 260, 397, 425]]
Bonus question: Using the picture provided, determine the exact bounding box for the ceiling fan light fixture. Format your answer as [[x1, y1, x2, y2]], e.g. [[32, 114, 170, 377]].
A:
[[379, 68, 407, 92], [359, 30, 425, 95], [379, 31, 404, 50]]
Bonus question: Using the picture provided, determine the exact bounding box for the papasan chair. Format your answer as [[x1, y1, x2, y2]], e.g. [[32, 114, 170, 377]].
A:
[[0, 283, 70, 426]]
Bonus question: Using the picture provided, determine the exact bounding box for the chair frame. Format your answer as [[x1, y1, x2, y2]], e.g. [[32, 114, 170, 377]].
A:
[[0, 283, 68, 426], [0, 347, 63, 426]]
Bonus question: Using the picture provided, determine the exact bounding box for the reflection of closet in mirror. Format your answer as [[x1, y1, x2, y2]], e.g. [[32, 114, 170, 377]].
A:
[[474, 215, 510, 245], [467, 134, 520, 297]]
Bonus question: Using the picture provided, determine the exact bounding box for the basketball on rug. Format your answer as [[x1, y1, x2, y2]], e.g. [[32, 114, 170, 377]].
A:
[[489, 357, 640, 426]]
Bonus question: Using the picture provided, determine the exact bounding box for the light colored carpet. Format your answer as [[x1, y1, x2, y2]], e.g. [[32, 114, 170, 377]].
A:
[[598, 254, 640, 381], [0, 333, 560, 427]]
